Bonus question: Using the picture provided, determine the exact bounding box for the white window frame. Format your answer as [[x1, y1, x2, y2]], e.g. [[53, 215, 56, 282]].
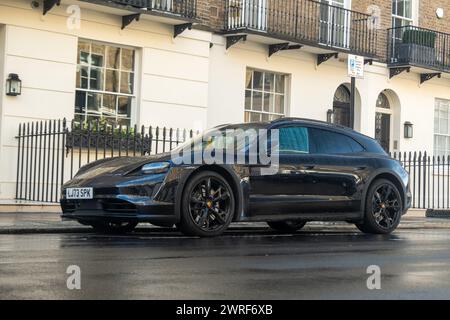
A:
[[75, 39, 138, 127], [319, 0, 351, 49], [434, 98, 450, 157], [391, 0, 418, 28], [228, 0, 267, 31], [152, 0, 173, 11], [244, 68, 289, 123]]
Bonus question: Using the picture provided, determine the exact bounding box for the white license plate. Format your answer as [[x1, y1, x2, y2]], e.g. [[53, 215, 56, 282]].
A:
[[66, 188, 93, 199]]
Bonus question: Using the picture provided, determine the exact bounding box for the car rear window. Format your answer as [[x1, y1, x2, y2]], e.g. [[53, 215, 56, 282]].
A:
[[279, 126, 310, 154], [309, 128, 365, 154]]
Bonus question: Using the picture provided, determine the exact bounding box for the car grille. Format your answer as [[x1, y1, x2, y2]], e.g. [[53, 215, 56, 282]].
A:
[[62, 199, 137, 213], [102, 199, 137, 213]]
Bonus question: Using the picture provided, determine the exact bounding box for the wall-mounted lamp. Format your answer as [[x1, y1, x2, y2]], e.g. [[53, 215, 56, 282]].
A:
[[404, 122, 413, 139], [327, 109, 334, 123], [6, 73, 22, 96]]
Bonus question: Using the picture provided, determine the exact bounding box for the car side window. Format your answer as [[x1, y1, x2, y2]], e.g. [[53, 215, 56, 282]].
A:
[[278, 126, 310, 154], [309, 128, 364, 154]]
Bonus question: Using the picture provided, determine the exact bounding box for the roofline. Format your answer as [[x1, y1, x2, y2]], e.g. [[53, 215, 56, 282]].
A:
[[268, 117, 377, 141], [270, 117, 347, 129]]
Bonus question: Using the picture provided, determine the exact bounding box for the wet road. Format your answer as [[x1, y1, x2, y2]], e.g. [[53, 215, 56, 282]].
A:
[[1, 225, 450, 299]]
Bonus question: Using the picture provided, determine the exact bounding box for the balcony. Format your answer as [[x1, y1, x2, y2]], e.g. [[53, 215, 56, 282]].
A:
[[224, 0, 377, 57], [388, 26, 450, 74], [79, 0, 197, 20]]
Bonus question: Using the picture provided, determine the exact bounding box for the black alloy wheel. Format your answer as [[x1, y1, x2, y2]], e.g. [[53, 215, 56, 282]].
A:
[[356, 179, 403, 234], [179, 171, 235, 237]]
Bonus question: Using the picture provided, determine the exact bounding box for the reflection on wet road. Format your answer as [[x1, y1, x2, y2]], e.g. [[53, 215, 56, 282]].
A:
[[1, 227, 450, 299]]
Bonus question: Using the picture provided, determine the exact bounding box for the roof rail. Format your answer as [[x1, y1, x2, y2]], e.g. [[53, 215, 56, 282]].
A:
[[270, 117, 353, 131]]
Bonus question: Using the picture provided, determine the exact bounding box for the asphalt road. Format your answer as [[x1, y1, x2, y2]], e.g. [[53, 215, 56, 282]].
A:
[[1, 224, 450, 300]]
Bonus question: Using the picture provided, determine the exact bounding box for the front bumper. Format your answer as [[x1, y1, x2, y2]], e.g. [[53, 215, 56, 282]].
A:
[[61, 198, 176, 223], [60, 171, 179, 224], [404, 190, 412, 214]]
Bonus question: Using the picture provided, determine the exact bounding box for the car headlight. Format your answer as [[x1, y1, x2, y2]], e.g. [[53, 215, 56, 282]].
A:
[[141, 162, 170, 174]]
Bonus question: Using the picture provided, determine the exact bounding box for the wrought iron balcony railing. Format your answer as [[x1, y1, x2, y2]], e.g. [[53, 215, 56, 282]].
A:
[[225, 0, 377, 57], [388, 25, 450, 73], [101, 0, 197, 19]]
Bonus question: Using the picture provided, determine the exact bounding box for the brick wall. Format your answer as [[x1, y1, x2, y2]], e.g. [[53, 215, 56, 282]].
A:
[[195, 0, 450, 60], [351, 0, 392, 60], [419, 0, 450, 34], [197, 0, 225, 30]]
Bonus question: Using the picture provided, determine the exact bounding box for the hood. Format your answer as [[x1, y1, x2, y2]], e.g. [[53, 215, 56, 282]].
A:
[[75, 153, 172, 179]]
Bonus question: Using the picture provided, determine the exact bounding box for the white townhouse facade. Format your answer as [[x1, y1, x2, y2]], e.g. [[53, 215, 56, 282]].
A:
[[0, 0, 450, 202]]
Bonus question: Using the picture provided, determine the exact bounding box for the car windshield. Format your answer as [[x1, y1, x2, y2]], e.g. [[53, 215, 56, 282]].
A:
[[174, 123, 267, 153]]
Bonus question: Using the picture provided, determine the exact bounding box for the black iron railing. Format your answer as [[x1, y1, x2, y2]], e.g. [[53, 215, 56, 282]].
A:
[[106, 0, 197, 18], [388, 25, 450, 73], [15, 119, 196, 203], [14, 120, 450, 210], [392, 152, 450, 210], [225, 0, 377, 57]]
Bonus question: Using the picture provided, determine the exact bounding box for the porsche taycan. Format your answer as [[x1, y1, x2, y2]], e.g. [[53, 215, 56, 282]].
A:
[[60, 118, 411, 237]]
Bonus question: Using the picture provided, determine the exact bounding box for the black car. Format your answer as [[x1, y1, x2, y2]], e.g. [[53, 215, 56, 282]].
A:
[[60, 118, 411, 237]]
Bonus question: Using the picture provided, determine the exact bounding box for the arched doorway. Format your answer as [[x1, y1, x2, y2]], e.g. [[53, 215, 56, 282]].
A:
[[333, 85, 351, 128], [375, 90, 400, 153]]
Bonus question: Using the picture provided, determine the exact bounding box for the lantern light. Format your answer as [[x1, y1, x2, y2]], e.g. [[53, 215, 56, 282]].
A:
[[6, 73, 22, 96], [327, 109, 334, 123], [404, 122, 413, 139]]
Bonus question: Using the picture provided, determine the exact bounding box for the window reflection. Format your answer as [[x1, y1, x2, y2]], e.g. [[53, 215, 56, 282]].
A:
[[75, 41, 135, 127]]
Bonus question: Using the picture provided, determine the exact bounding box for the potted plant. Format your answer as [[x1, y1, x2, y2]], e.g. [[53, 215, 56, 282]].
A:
[[396, 28, 437, 66], [66, 120, 151, 153]]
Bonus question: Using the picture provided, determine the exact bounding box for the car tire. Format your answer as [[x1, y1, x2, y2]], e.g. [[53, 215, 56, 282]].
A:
[[179, 171, 235, 237], [356, 179, 403, 235], [267, 220, 306, 232], [90, 221, 138, 234]]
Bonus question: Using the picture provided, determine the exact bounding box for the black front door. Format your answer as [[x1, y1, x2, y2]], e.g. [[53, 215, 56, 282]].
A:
[[375, 112, 391, 153], [333, 102, 351, 128], [333, 85, 352, 128]]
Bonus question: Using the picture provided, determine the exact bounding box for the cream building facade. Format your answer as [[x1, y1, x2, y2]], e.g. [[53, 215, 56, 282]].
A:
[[0, 0, 449, 201]]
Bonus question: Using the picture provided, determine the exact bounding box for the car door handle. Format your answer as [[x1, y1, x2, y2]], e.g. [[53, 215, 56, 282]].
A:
[[301, 165, 315, 170]]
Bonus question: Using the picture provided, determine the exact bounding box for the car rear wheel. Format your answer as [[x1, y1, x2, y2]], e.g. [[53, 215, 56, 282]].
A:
[[90, 221, 138, 234], [179, 171, 235, 237], [267, 220, 306, 232], [356, 179, 403, 235]]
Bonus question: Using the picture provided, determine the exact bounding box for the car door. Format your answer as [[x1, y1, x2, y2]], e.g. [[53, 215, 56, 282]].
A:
[[306, 127, 371, 213], [248, 125, 323, 215]]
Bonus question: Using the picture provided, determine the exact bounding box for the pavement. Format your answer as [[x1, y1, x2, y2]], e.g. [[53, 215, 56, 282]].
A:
[[1, 212, 450, 299], [0, 210, 449, 234]]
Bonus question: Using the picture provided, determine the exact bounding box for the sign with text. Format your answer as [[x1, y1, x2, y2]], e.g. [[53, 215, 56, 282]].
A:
[[348, 55, 365, 79]]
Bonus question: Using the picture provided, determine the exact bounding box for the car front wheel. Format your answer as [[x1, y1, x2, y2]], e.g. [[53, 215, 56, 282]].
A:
[[356, 179, 403, 235], [267, 220, 306, 232], [179, 171, 235, 237]]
